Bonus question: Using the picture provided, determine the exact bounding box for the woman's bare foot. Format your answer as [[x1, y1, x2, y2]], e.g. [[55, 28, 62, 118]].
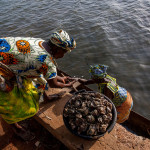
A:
[[11, 123, 35, 141]]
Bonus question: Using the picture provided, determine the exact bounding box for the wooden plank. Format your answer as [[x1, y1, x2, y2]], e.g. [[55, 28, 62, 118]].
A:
[[124, 111, 150, 137], [34, 88, 119, 150]]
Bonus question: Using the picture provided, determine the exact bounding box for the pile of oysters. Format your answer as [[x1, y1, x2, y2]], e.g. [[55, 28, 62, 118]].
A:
[[63, 91, 113, 137]]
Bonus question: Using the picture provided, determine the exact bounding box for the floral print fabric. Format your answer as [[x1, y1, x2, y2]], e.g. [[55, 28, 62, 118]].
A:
[[0, 37, 57, 124], [0, 37, 57, 80]]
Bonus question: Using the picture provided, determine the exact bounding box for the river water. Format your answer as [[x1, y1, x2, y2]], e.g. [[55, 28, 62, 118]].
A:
[[0, 0, 150, 119]]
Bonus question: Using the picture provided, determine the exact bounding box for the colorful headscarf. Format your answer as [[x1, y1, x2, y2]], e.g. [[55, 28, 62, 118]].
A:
[[89, 64, 108, 79], [89, 64, 120, 98], [50, 29, 76, 52]]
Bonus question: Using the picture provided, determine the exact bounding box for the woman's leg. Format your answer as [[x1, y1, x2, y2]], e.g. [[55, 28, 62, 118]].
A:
[[10, 122, 35, 141]]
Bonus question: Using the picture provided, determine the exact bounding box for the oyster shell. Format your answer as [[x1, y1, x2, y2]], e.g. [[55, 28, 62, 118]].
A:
[[106, 106, 112, 113], [99, 124, 108, 133], [98, 106, 106, 115], [86, 115, 95, 123], [95, 92, 102, 98], [97, 117, 103, 123], [77, 123, 88, 134], [87, 124, 97, 136], [76, 113, 82, 118], [74, 100, 81, 107], [91, 109, 98, 116]]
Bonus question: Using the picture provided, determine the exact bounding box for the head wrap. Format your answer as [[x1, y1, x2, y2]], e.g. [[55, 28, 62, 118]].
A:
[[89, 64, 108, 79], [89, 64, 119, 96], [50, 29, 76, 52]]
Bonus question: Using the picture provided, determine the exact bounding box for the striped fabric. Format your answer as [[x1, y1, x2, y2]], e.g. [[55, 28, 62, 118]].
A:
[[112, 86, 127, 107], [98, 83, 106, 93], [106, 75, 119, 94]]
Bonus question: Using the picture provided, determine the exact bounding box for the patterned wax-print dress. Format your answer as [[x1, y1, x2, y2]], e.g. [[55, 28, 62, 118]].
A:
[[98, 75, 133, 123], [0, 37, 57, 124]]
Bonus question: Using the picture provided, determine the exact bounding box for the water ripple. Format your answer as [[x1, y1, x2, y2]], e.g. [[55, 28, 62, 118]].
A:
[[0, 0, 150, 119]]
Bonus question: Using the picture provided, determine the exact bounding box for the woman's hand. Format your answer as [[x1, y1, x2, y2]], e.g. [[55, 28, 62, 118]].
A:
[[56, 76, 70, 83], [48, 75, 77, 88], [59, 76, 69, 84], [57, 76, 77, 84]]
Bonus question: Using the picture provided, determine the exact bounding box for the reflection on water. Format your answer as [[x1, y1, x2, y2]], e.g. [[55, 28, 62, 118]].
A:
[[0, 0, 150, 119]]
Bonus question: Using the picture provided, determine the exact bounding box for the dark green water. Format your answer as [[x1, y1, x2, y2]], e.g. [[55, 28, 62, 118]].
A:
[[0, 0, 150, 119]]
